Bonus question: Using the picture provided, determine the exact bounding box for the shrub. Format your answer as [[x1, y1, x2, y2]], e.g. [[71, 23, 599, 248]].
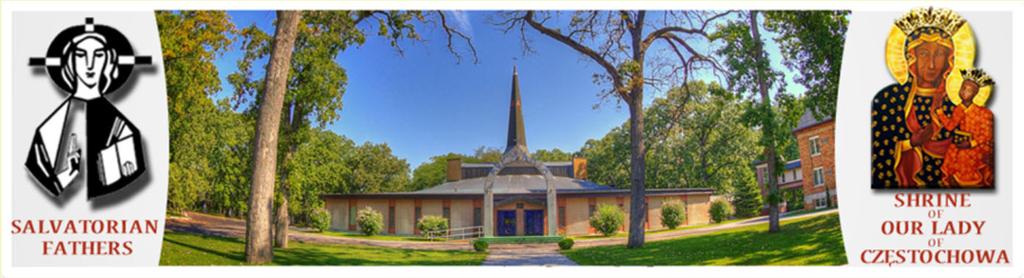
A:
[[709, 199, 734, 223], [417, 215, 449, 239], [472, 239, 489, 252], [589, 204, 625, 236], [310, 208, 331, 232], [558, 238, 575, 250], [660, 202, 686, 230], [356, 207, 383, 236]]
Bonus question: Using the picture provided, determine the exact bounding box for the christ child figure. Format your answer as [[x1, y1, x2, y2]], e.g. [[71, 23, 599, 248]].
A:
[[935, 68, 995, 187]]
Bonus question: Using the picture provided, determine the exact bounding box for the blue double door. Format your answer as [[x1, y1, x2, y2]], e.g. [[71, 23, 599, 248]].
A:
[[496, 210, 544, 236]]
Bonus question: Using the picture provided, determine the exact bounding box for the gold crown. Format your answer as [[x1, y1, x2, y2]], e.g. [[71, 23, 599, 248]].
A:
[[960, 68, 994, 87], [894, 7, 966, 37]]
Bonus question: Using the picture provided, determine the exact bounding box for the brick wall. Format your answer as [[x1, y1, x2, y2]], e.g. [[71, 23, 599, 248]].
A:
[[795, 120, 838, 209]]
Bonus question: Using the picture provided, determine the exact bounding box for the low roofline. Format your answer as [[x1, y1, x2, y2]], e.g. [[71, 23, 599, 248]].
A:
[[321, 188, 715, 200]]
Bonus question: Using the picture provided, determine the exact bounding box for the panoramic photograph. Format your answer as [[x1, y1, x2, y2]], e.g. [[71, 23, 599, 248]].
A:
[[157, 10, 847, 266]]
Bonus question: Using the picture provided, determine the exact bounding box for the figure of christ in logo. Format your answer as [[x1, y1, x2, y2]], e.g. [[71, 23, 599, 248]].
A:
[[26, 18, 151, 199], [871, 8, 993, 189]]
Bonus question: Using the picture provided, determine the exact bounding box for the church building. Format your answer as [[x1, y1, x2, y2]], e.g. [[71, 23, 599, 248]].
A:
[[323, 69, 714, 237]]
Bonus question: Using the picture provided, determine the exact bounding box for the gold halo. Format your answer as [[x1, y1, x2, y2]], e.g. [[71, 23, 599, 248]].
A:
[[886, 20, 978, 104], [884, 26, 909, 84]]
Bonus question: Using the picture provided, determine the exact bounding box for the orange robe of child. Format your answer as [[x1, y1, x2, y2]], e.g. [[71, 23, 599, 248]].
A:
[[936, 104, 994, 186]]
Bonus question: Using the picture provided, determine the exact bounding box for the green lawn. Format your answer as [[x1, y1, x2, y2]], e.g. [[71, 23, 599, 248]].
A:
[[563, 212, 846, 266], [160, 231, 486, 266], [574, 219, 743, 240]]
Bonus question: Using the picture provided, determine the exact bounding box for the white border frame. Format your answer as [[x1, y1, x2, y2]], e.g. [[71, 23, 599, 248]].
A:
[[2, 1, 1021, 278]]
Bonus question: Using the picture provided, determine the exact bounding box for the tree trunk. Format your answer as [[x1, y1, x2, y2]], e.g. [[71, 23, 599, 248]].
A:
[[274, 174, 290, 248], [749, 11, 781, 233], [245, 10, 301, 264], [274, 101, 303, 249], [626, 88, 647, 248]]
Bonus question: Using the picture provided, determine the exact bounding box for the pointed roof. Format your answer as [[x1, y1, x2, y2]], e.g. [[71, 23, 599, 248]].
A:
[[504, 66, 529, 157]]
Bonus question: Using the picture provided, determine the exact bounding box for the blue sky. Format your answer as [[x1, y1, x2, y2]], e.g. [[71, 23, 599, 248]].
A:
[[213, 11, 806, 168]]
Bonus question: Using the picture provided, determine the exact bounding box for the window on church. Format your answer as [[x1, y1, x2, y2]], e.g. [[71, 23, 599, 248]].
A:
[[388, 206, 395, 233], [558, 206, 566, 228], [348, 205, 356, 226], [473, 208, 482, 227]]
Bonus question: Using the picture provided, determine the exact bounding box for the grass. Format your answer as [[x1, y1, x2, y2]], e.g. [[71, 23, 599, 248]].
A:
[[160, 231, 486, 266], [563, 212, 846, 266], [574, 219, 743, 240]]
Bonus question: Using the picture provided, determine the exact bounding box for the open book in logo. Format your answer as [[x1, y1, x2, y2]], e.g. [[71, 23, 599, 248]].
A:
[[26, 17, 151, 200]]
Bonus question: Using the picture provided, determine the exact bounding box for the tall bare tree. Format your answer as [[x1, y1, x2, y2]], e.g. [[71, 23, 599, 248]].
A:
[[498, 11, 729, 248], [245, 10, 301, 264]]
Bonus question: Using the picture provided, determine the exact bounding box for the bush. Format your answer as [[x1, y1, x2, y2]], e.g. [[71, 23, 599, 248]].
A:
[[589, 204, 625, 236], [709, 199, 734, 223], [417, 215, 449, 239], [310, 208, 331, 232], [660, 202, 686, 230], [558, 238, 575, 250], [472, 239, 489, 252], [356, 207, 384, 236]]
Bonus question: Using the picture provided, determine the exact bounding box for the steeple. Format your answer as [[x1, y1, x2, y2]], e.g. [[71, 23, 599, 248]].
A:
[[505, 66, 529, 155]]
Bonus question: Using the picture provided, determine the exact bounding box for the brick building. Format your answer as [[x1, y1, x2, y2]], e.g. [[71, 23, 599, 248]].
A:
[[793, 111, 837, 209], [323, 69, 714, 237]]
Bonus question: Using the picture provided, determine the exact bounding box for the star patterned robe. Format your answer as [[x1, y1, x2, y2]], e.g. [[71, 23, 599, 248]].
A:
[[871, 82, 955, 188]]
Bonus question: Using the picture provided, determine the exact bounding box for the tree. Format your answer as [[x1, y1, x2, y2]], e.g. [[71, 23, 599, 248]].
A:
[[499, 11, 730, 248], [245, 10, 301, 264], [762, 11, 849, 119], [579, 81, 760, 195], [731, 168, 762, 218], [531, 148, 573, 162], [231, 11, 476, 249], [156, 11, 236, 214], [713, 11, 807, 232]]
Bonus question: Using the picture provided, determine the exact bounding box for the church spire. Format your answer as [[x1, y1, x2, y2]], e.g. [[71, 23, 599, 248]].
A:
[[505, 66, 528, 155]]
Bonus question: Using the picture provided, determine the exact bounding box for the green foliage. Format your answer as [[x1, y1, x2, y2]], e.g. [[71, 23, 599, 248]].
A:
[[310, 208, 331, 232], [589, 204, 625, 236], [732, 167, 763, 218], [558, 238, 575, 250], [579, 81, 760, 194], [356, 207, 384, 236], [710, 199, 734, 223], [763, 11, 849, 120], [531, 148, 574, 162], [660, 202, 686, 230], [416, 215, 449, 238], [158, 11, 253, 216], [784, 189, 805, 211], [472, 239, 489, 252]]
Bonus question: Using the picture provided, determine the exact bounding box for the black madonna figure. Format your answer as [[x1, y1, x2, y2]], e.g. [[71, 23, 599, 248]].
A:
[[871, 8, 978, 189]]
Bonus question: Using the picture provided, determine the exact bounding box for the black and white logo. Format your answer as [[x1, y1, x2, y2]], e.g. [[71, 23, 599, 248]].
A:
[[26, 17, 151, 200]]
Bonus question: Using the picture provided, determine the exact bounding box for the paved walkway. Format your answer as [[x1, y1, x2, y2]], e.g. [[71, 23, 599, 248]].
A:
[[482, 244, 577, 266]]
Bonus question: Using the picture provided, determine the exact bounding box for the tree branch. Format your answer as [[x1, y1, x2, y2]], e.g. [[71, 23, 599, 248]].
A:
[[522, 11, 627, 100]]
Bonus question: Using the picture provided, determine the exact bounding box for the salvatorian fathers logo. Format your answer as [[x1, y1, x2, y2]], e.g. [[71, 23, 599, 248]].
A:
[[26, 17, 151, 200]]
